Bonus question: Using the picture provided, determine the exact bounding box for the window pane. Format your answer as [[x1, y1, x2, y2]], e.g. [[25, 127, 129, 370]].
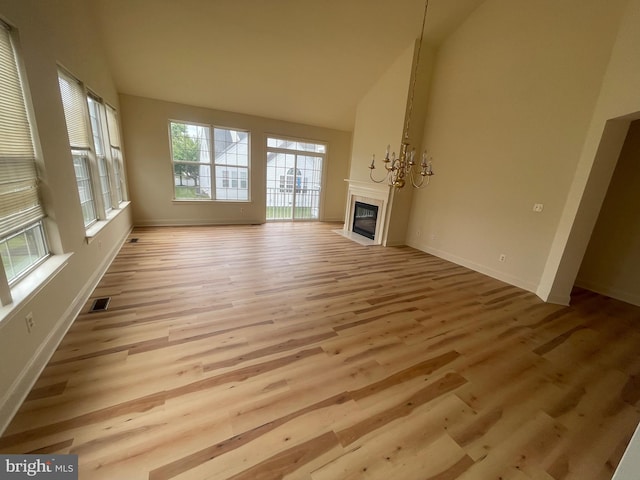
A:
[[73, 152, 97, 226], [87, 96, 105, 156], [173, 163, 212, 199], [0, 222, 48, 284], [98, 156, 112, 211], [170, 122, 210, 163], [266, 137, 325, 154], [214, 128, 248, 167], [215, 166, 248, 201], [112, 147, 124, 204]]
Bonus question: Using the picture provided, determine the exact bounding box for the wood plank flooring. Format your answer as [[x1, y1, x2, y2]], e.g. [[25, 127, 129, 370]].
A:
[[1, 222, 639, 479]]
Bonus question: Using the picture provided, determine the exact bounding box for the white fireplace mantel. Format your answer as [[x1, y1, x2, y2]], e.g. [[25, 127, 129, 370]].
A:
[[343, 179, 392, 245]]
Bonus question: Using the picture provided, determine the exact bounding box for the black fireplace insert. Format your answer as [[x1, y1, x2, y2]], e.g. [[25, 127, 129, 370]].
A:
[[352, 202, 378, 240]]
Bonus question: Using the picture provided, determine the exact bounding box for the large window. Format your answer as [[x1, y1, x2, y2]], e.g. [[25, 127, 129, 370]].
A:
[[169, 121, 249, 201], [58, 70, 126, 229], [0, 21, 49, 295]]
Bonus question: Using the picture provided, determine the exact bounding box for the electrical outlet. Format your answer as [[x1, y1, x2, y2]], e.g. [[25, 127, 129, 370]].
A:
[[416, 229, 421, 237], [25, 312, 35, 333], [499, 254, 506, 263]]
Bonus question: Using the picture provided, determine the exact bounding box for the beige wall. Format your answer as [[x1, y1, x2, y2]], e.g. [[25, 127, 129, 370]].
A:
[[576, 120, 640, 306], [348, 43, 413, 185], [405, 0, 627, 294], [348, 42, 435, 245], [0, 0, 132, 431], [120, 94, 351, 226], [538, 0, 640, 304]]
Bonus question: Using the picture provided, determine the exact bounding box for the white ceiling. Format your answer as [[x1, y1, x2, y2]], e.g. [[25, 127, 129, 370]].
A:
[[91, 0, 485, 131]]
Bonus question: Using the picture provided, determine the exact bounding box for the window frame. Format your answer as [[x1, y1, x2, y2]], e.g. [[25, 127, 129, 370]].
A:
[[169, 120, 251, 202], [58, 69, 128, 233], [106, 104, 126, 205], [0, 20, 50, 303], [87, 94, 113, 213]]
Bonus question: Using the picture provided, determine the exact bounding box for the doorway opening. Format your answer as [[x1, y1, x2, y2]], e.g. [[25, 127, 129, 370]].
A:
[[266, 137, 325, 221]]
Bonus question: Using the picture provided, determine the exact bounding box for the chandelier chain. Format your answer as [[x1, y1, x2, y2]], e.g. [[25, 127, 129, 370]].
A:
[[404, 0, 429, 142], [368, 0, 434, 189]]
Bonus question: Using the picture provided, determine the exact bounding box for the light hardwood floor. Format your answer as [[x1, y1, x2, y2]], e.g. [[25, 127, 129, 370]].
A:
[[1, 222, 639, 479]]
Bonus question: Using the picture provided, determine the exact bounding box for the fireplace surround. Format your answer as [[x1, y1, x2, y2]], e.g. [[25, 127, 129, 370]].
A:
[[342, 180, 391, 246]]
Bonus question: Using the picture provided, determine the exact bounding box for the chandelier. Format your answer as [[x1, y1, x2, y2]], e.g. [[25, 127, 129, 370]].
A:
[[369, 0, 434, 189]]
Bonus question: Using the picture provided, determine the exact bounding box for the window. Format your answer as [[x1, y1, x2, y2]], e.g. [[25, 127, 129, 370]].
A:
[[58, 70, 97, 227], [87, 96, 111, 213], [0, 22, 49, 296], [169, 121, 249, 201], [106, 105, 125, 204], [58, 70, 126, 229], [266, 136, 325, 221]]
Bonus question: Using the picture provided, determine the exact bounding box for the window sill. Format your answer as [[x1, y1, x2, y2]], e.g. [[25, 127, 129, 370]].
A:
[[0, 253, 73, 325], [85, 201, 131, 243]]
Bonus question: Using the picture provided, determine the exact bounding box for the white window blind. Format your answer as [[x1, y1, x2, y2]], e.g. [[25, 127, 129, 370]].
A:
[[106, 105, 121, 148], [57, 69, 91, 150], [0, 23, 44, 239]]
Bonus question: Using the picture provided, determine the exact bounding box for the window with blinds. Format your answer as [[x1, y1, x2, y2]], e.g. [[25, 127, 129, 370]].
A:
[[58, 69, 98, 227], [58, 70, 127, 228], [0, 21, 49, 291]]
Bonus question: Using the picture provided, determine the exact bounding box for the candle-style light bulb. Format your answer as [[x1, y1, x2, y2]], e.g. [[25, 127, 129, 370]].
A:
[[370, 154, 376, 169]]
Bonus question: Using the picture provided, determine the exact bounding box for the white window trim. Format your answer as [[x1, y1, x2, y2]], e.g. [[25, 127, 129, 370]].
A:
[[0, 21, 51, 306], [58, 69, 129, 238], [84, 200, 131, 243], [0, 253, 72, 325], [169, 120, 251, 203]]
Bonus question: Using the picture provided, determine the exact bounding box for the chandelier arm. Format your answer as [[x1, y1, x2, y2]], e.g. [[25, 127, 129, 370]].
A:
[[369, 169, 391, 184], [409, 170, 425, 189]]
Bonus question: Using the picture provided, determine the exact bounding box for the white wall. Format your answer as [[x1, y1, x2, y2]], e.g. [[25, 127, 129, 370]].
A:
[[120, 94, 352, 226], [406, 0, 628, 295], [0, 0, 133, 432], [575, 120, 640, 306]]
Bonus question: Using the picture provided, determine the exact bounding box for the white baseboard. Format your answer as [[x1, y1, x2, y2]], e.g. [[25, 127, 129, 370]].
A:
[[134, 219, 265, 227], [0, 227, 132, 435], [407, 240, 539, 295]]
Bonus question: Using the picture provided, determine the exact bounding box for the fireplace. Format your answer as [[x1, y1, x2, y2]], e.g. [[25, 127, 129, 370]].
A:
[[352, 202, 379, 240]]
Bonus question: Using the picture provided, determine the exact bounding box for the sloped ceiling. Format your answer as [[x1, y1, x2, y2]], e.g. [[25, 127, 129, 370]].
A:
[[91, 0, 485, 131]]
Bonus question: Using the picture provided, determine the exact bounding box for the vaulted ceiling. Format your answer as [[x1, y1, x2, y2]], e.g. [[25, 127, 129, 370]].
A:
[[90, 0, 485, 131]]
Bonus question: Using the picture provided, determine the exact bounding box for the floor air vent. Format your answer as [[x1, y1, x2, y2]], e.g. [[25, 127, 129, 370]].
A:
[[129, 238, 139, 243], [90, 297, 111, 312]]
